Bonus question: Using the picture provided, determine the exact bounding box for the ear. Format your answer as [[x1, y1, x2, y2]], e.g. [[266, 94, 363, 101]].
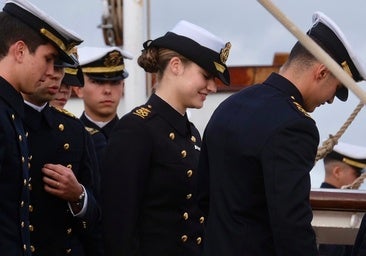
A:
[[333, 165, 342, 179], [13, 41, 27, 62], [168, 56, 183, 75], [72, 86, 83, 98], [315, 63, 329, 81]]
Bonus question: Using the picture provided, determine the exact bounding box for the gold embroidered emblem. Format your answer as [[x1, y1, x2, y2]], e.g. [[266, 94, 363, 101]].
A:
[[104, 51, 122, 67], [133, 107, 151, 119], [53, 106, 76, 118], [220, 42, 231, 64], [292, 101, 310, 118], [85, 127, 99, 135]]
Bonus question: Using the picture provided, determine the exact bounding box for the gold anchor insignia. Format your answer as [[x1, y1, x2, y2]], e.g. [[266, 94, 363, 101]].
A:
[[133, 106, 151, 119], [220, 42, 231, 64], [104, 51, 123, 67]]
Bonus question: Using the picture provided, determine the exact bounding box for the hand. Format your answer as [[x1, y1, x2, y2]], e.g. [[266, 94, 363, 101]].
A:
[[42, 163, 83, 202]]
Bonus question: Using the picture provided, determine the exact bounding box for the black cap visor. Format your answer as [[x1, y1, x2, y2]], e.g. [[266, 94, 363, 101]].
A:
[[62, 67, 84, 87], [85, 70, 129, 82], [335, 85, 348, 102]]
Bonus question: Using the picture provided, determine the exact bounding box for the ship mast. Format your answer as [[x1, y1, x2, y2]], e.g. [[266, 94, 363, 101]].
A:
[[123, 0, 149, 112], [100, 0, 149, 113]]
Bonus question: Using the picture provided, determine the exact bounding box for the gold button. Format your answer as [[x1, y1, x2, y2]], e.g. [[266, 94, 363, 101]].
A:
[[25, 131, 29, 137], [29, 225, 34, 232], [58, 124, 64, 131], [18, 134, 22, 141], [196, 237, 202, 244], [21, 156, 25, 163], [67, 228, 72, 235], [23, 179, 27, 186], [181, 235, 188, 243], [66, 248, 72, 254], [23, 244, 26, 250], [30, 245, 35, 252], [169, 132, 175, 140], [28, 183, 32, 191], [28, 162, 31, 169], [29, 205, 34, 212], [21, 221, 24, 228], [83, 221, 87, 229], [11, 114, 15, 120], [67, 164, 72, 169], [186, 170, 193, 178], [199, 216, 205, 224], [64, 143, 70, 150], [183, 212, 189, 220], [20, 201, 24, 207], [186, 193, 192, 200], [191, 136, 196, 143], [181, 150, 187, 158]]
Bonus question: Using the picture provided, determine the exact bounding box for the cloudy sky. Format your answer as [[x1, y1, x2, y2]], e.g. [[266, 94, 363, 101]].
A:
[[2, 0, 366, 188]]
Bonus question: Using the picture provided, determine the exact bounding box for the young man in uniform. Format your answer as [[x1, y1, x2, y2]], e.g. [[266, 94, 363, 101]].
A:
[[319, 142, 366, 256], [321, 141, 366, 189], [22, 57, 101, 255], [0, 0, 81, 255], [50, 47, 84, 109], [73, 46, 132, 164], [198, 12, 366, 256]]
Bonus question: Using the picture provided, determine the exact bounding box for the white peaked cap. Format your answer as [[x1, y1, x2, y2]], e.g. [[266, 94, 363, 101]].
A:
[[171, 20, 226, 54], [3, 0, 83, 66]]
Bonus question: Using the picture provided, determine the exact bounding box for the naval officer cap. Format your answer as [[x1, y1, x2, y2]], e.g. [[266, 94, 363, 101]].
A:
[[143, 20, 231, 85], [307, 11, 366, 102], [326, 141, 366, 171], [60, 47, 84, 87], [2, 0, 83, 67], [78, 46, 133, 81], [62, 65, 84, 87]]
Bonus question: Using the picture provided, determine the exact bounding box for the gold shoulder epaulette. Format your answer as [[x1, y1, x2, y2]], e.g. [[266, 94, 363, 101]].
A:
[[132, 105, 152, 119], [291, 98, 311, 118], [85, 126, 100, 135], [53, 106, 76, 118]]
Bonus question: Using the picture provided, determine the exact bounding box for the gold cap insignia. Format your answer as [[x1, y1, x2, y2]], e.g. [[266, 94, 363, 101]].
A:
[[104, 51, 123, 67], [220, 42, 231, 64]]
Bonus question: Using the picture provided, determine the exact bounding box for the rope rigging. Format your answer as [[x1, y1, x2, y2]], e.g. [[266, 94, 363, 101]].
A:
[[315, 101, 365, 189]]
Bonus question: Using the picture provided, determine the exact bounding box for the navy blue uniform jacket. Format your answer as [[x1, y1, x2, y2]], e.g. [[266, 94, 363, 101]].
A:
[[23, 103, 101, 256], [79, 113, 119, 256], [0, 77, 32, 256], [80, 113, 118, 165], [101, 94, 205, 256], [353, 222, 366, 256], [199, 73, 319, 256]]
